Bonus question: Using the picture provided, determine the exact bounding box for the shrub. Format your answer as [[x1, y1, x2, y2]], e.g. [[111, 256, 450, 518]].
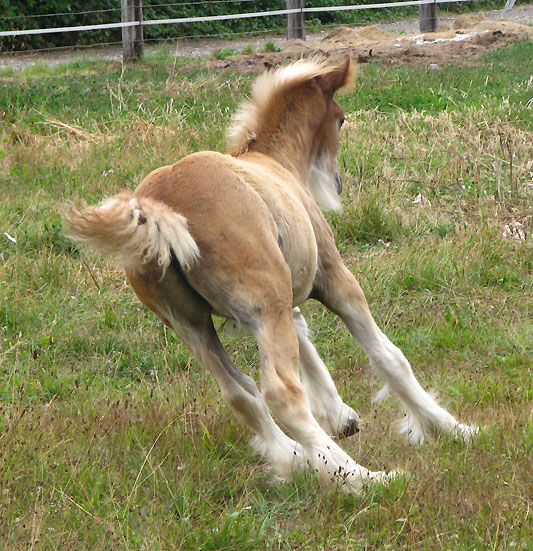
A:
[[0, 0, 526, 52]]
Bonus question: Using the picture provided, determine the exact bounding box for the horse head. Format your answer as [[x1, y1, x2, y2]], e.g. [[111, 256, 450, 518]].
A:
[[228, 55, 356, 211]]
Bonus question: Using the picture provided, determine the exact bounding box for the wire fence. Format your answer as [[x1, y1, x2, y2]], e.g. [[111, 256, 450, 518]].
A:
[[0, 0, 507, 57], [0, 27, 293, 57]]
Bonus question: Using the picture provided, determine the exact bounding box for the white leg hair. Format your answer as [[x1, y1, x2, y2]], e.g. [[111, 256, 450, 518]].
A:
[[316, 265, 477, 444], [293, 308, 360, 438], [343, 305, 478, 444], [209, 368, 306, 479], [254, 315, 400, 493]]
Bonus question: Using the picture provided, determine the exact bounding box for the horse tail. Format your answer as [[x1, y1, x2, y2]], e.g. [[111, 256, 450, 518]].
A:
[[63, 192, 200, 273]]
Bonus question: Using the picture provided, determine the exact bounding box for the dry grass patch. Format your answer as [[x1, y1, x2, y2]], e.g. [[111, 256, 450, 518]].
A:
[[338, 106, 532, 244]]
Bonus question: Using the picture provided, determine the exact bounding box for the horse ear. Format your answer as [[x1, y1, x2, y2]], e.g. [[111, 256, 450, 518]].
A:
[[318, 55, 356, 96]]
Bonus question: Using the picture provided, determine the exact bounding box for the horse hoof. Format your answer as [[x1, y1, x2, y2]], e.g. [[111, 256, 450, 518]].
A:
[[340, 417, 360, 438]]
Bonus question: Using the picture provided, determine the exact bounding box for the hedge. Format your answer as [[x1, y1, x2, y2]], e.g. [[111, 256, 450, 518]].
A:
[[0, 0, 522, 52]]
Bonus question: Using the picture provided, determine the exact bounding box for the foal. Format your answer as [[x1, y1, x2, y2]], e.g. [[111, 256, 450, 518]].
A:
[[65, 56, 476, 491]]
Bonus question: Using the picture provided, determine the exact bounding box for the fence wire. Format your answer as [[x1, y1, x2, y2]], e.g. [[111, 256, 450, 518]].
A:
[[144, 1, 261, 8], [0, 26, 288, 57], [0, 8, 122, 21]]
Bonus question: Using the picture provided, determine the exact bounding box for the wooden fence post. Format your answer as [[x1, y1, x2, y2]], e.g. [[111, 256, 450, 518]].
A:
[[286, 0, 306, 40], [133, 0, 144, 58], [419, 1, 438, 33], [121, 0, 143, 60]]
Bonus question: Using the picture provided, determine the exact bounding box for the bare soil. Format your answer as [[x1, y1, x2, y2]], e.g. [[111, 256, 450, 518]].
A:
[[200, 14, 533, 72]]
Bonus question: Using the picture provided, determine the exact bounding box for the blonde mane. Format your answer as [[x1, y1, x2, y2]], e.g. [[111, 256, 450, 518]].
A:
[[227, 58, 353, 156]]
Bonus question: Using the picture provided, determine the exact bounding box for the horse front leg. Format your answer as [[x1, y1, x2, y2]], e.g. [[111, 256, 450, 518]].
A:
[[313, 262, 477, 444], [293, 307, 360, 439]]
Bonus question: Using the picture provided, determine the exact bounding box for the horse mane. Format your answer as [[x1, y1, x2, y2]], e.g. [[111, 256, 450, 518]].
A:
[[227, 58, 354, 156]]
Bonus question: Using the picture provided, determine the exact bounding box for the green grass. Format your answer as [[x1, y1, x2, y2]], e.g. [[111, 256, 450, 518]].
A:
[[212, 48, 239, 60], [344, 40, 533, 127], [0, 41, 532, 550]]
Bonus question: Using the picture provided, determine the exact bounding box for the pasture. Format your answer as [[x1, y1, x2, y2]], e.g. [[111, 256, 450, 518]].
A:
[[1, 40, 532, 550]]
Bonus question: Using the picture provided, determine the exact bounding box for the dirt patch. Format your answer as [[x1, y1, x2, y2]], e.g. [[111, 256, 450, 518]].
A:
[[198, 17, 533, 72]]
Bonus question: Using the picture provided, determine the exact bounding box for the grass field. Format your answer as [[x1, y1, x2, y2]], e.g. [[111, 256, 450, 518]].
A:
[[0, 41, 532, 550]]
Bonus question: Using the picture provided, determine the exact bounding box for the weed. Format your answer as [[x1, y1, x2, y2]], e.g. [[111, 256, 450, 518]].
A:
[[263, 41, 281, 53], [213, 48, 238, 60], [240, 44, 254, 55]]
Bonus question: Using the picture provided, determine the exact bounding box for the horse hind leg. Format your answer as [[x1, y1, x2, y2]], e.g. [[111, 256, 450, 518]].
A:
[[180, 254, 397, 490], [155, 236, 398, 489], [293, 308, 360, 439], [125, 263, 305, 480], [253, 299, 398, 492], [202, 335, 308, 479]]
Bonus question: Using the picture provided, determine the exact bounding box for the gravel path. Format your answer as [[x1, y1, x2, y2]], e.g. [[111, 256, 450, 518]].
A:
[[1, 4, 531, 71]]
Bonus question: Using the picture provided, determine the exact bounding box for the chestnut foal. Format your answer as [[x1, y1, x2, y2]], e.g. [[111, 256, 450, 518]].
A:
[[65, 57, 476, 492]]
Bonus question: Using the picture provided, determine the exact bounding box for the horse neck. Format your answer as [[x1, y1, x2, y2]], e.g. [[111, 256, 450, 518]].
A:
[[248, 119, 314, 184]]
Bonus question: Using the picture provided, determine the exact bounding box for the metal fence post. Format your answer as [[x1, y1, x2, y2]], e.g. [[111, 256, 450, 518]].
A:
[[419, 0, 438, 33], [121, 0, 143, 61], [286, 0, 306, 40]]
